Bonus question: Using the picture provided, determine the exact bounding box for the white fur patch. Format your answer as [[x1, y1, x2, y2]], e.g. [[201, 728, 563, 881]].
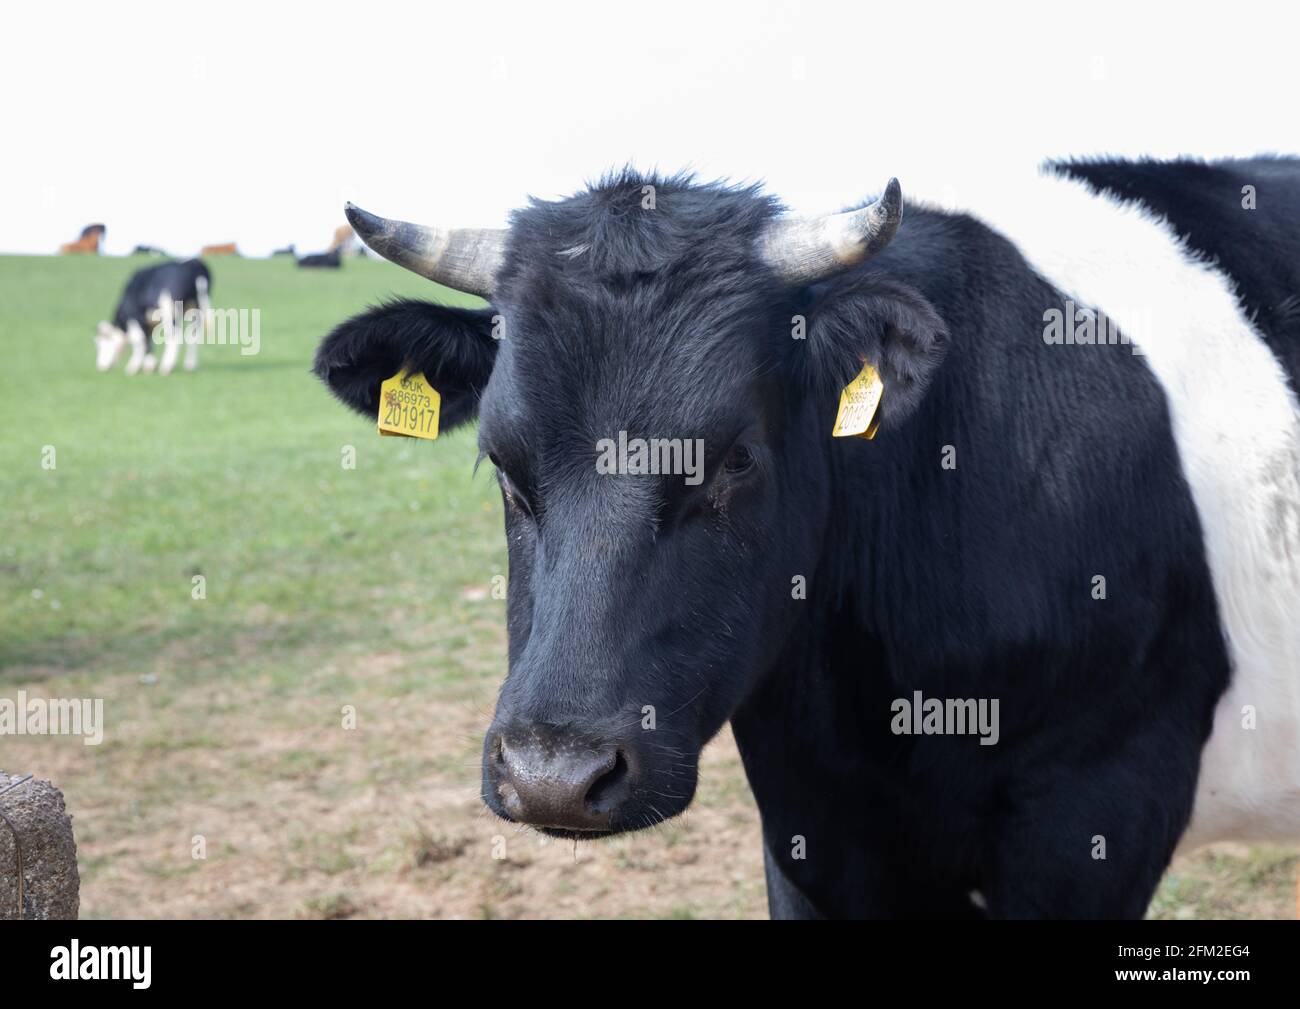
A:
[[963, 167, 1300, 849]]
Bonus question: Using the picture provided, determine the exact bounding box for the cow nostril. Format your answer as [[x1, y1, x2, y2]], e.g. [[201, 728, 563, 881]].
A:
[[584, 748, 631, 813]]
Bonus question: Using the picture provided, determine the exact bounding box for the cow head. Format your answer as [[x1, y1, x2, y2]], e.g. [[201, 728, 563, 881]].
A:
[[94, 321, 127, 371], [314, 173, 947, 837]]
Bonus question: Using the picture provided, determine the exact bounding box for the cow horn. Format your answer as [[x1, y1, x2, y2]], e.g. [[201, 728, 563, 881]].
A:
[[344, 203, 505, 298], [758, 178, 903, 284]]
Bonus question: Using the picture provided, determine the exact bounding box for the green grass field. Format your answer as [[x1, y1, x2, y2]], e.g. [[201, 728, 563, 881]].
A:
[[0, 253, 1294, 918], [1, 254, 501, 682]]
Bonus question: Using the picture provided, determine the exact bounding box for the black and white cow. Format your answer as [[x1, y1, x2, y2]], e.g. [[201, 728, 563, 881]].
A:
[[313, 157, 1300, 918], [96, 258, 212, 375]]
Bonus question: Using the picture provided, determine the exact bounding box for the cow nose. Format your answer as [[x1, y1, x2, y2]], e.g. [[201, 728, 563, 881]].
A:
[[492, 730, 634, 831]]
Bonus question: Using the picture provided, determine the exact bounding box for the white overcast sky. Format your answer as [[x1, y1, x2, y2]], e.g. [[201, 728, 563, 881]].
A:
[[3, 0, 1296, 256]]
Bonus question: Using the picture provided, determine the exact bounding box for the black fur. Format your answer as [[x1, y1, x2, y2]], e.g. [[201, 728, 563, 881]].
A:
[[310, 160, 1298, 918], [314, 299, 498, 431]]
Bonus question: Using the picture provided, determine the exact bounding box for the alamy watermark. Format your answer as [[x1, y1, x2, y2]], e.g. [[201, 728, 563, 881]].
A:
[[596, 431, 705, 486], [1042, 300, 1143, 355], [0, 690, 104, 745], [891, 690, 1000, 746], [150, 304, 261, 356], [50, 942, 150, 988]]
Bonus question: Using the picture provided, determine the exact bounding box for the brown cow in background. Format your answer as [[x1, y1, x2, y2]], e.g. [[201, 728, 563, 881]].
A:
[[59, 223, 105, 254], [328, 224, 357, 254]]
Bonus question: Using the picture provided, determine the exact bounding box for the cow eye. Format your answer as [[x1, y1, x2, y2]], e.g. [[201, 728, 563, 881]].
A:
[[489, 454, 533, 516], [723, 444, 757, 477]]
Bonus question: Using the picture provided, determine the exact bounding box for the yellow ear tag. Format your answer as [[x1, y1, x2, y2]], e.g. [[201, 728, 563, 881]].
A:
[[831, 362, 885, 440], [377, 370, 440, 440]]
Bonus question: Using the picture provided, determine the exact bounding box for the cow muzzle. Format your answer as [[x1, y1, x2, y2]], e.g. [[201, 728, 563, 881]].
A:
[[485, 725, 639, 834]]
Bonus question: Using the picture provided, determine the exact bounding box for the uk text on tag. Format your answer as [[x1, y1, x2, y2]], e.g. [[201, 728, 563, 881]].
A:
[[378, 370, 440, 440], [831, 362, 884, 440]]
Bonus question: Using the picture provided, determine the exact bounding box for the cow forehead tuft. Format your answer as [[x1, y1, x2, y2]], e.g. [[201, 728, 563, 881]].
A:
[[499, 169, 783, 285], [479, 172, 789, 450]]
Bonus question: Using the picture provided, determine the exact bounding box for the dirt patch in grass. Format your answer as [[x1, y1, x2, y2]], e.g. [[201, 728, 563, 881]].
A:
[[5, 647, 1294, 919], [7, 648, 766, 919]]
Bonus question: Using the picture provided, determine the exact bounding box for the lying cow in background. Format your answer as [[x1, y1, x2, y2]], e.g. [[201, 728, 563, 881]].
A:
[[315, 158, 1300, 919], [296, 249, 342, 269], [296, 224, 353, 268], [59, 223, 105, 254], [96, 259, 212, 375], [199, 242, 239, 257]]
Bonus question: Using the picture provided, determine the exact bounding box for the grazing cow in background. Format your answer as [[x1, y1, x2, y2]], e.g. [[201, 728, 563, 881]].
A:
[[59, 223, 105, 254], [271, 244, 297, 257], [296, 249, 342, 269], [96, 258, 212, 375], [314, 158, 1300, 919], [200, 242, 239, 256]]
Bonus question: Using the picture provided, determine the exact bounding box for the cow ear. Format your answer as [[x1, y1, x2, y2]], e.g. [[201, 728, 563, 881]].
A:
[[314, 299, 498, 432], [801, 276, 948, 430]]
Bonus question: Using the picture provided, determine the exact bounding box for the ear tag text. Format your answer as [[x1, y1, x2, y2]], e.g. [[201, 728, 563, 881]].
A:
[[378, 370, 440, 440], [832, 362, 884, 440]]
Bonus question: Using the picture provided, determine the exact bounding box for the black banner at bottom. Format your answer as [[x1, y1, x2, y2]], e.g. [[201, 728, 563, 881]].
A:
[[0, 919, 1287, 994]]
